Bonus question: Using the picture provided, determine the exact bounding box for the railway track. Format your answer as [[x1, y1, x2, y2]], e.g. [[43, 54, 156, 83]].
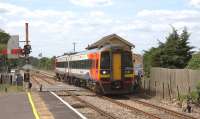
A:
[[129, 98, 197, 119], [31, 75, 40, 85], [32, 73, 55, 85], [32, 73, 119, 119], [56, 90, 160, 119], [32, 71, 198, 119], [61, 90, 119, 119], [99, 96, 161, 119]]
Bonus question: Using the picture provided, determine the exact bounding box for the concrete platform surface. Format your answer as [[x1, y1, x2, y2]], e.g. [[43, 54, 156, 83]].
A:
[[40, 92, 83, 119], [0, 93, 35, 119]]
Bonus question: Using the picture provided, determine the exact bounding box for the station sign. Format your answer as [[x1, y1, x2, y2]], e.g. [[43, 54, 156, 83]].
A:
[[7, 35, 20, 59]]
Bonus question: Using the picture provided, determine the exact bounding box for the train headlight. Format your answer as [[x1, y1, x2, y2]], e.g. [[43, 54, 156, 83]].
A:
[[102, 70, 107, 74], [100, 70, 110, 79], [101, 70, 110, 75], [124, 70, 134, 78]]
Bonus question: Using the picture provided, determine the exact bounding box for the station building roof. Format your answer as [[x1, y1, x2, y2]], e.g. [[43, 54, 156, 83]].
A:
[[86, 34, 135, 50]]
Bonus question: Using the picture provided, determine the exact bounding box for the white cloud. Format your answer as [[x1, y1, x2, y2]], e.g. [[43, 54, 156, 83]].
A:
[[189, 0, 200, 8], [1, 1, 200, 57], [89, 11, 105, 17], [133, 9, 200, 51], [0, 2, 116, 56], [69, 0, 113, 7], [137, 9, 200, 22], [0, 2, 28, 15], [107, 9, 200, 53]]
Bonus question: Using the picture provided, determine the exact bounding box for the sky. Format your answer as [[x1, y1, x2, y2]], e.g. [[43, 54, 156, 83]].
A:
[[0, 0, 200, 57]]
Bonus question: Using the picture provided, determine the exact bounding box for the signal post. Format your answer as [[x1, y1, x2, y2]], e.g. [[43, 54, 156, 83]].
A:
[[22, 23, 32, 88]]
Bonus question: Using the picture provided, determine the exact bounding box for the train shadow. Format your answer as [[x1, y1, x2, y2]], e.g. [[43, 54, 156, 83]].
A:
[[106, 95, 130, 100], [130, 88, 157, 100]]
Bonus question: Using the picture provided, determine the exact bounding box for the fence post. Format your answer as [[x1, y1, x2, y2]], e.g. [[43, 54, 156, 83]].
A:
[[162, 82, 164, 99], [177, 85, 180, 101], [148, 80, 151, 95], [169, 73, 173, 98], [188, 86, 191, 94], [155, 81, 157, 96], [168, 83, 171, 100], [144, 80, 146, 94]]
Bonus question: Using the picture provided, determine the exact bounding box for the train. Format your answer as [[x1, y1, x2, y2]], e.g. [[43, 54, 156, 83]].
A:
[[55, 34, 135, 94]]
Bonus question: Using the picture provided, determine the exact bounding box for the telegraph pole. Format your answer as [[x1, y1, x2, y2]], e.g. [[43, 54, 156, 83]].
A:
[[73, 42, 76, 52], [25, 23, 29, 45]]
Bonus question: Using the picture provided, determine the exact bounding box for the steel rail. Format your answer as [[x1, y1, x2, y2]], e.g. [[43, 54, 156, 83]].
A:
[[63, 91, 119, 119], [131, 99, 197, 119], [31, 75, 40, 85], [100, 96, 161, 119], [34, 72, 160, 119], [34, 74, 55, 85], [33, 71, 197, 119], [33, 74, 118, 119]]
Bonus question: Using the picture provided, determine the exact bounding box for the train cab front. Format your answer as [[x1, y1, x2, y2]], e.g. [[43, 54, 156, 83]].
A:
[[99, 46, 134, 95]]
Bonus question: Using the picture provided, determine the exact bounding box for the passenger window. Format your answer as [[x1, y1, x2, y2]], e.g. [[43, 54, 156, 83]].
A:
[[100, 52, 110, 69]]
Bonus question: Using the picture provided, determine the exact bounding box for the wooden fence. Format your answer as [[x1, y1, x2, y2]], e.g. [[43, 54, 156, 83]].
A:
[[142, 68, 200, 99]]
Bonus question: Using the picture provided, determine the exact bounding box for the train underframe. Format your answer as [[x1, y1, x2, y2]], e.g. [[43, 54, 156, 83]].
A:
[[56, 73, 133, 95], [99, 80, 133, 95]]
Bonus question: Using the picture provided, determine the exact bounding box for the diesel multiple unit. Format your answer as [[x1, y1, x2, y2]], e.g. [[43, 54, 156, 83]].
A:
[[55, 34, 135, 94]]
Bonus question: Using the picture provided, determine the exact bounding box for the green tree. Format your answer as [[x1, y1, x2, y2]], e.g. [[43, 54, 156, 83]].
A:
[[160, 28, 180, 68], [0, 31, 10, 51], [0, 30, 10, 71], [176, 27, 193, 68], [143, 27, 193, 76], [143, 42, 164, 77], [0, 31, 10, 44], [38, 57, 54, 70]]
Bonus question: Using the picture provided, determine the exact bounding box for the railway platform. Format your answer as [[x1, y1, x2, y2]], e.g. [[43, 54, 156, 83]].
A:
[[0, 92, 35, 119], [39, 91, 85, 119], [0, 91, 86, 119]]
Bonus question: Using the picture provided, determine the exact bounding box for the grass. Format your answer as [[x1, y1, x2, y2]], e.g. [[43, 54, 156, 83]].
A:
[[0, 84, 24, 93], [179, 91, 200, 104]]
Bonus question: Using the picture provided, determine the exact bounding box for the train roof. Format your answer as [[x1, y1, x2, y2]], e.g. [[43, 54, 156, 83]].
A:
[[73, 48, 99, 55], [86, 34, 135, 50], [56, 34, 135, 59], [56, 48, 99, 59]]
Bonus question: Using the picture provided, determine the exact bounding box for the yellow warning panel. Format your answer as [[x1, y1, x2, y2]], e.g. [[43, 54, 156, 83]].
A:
[[113, 53, 121, 80]]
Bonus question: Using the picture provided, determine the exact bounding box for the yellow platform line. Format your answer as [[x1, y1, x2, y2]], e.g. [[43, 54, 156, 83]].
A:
[[27, 92, 40, 119]]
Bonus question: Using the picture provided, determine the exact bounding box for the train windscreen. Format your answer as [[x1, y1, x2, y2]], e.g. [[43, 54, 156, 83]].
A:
[[123, 51, 133, 68], [100, 51, 110, 69]]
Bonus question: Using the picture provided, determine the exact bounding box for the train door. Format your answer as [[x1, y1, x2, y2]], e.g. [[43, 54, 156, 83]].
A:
[[112, 53, 121, 80]]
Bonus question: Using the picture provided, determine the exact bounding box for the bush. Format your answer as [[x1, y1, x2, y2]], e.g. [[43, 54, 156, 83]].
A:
[[187, 52, 200, 70], [196, 82, 200, 103], [179, 82, 200, 103], [190, 91, 199, 102]]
